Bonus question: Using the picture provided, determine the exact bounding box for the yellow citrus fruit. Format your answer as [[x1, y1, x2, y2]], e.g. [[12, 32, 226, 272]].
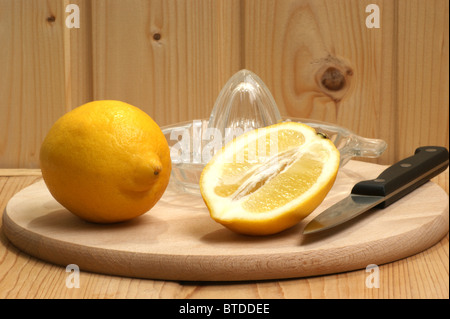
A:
[[199, 122, 340, 236], [39, 100, 171, 223]]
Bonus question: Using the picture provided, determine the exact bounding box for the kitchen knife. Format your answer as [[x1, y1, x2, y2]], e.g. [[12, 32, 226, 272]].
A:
[[302, 146, 449, 235]]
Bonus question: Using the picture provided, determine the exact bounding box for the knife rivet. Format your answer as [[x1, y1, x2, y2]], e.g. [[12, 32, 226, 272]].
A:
[[374, 179, 385, 182], [400, 163, 412, 168]]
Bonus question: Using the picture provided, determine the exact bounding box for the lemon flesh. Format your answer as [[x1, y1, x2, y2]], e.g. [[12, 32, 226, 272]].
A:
[[200, 122, 340, 236]]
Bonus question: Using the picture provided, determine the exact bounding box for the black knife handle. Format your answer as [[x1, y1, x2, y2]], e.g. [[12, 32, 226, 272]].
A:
[[351, 146, 449, 208]]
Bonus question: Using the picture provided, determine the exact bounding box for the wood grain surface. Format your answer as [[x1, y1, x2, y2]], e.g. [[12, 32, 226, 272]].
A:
[[0, 0, 448, 168], [0, 164, 449, 298]]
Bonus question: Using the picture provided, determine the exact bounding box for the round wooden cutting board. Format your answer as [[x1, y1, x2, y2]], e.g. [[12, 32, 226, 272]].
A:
[[3, 160, 449, 281]]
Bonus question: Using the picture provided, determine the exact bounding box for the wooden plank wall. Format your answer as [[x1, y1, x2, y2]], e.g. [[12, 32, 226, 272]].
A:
[[0, 0, 448, 168]]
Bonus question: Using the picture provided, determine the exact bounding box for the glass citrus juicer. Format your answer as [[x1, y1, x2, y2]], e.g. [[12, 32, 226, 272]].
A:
[[161, 69, 387, 194]]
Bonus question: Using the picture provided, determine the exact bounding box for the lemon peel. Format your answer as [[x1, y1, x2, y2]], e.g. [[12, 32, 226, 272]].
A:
[[40, 100, 171, 223]]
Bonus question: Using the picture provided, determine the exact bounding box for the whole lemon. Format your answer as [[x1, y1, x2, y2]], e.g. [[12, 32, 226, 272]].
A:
[[40, 100, 171, 223]]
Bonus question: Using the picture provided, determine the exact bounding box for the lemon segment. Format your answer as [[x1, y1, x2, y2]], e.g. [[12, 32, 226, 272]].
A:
[[199, 122, 340, 236]]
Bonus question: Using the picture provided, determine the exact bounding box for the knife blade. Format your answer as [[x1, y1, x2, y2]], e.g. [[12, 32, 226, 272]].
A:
[[302, 146, 449, 235]]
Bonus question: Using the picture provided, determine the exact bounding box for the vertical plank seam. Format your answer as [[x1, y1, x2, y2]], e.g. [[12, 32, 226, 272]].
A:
[[393, 0, 400, 163], [63, 0, 72, 113], [239, 0, 246, 69], [87, 0, 95, 104]]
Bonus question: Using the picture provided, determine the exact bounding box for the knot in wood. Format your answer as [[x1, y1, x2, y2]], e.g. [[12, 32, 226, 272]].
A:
[[321, 67, 346, 91], [153, 33, 161, 41]]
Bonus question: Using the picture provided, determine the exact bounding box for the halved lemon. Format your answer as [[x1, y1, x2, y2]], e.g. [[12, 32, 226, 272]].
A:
[[199, 122, 340, 236]]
